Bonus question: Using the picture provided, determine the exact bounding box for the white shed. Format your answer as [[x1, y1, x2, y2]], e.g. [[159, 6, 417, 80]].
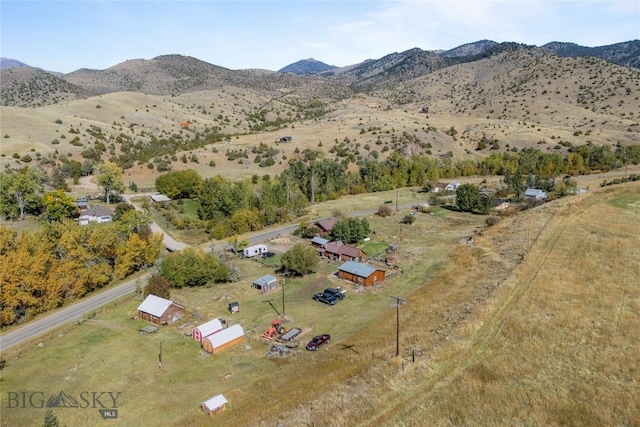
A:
[[202, 324, 244, 354], [191, 318, 224, 343], [201, 394, 227, 416]]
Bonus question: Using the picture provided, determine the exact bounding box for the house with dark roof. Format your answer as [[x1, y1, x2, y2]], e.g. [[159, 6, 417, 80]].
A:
[[433, 182, 449, 193], [338, 261, 385, 287], [322, 240, 367, 262], [314, 217, 339, 236], [78, 206, 113, 225], [494, 198, 510, 211]]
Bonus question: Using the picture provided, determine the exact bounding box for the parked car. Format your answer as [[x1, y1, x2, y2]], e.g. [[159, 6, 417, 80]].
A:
[[323, 287, 346, 300], [306, 334, 331, 351], [312, 292, 338, 305], [261, 252, 276, 259]]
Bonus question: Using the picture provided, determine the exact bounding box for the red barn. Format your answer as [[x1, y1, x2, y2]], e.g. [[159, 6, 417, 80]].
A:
[[137, 295, 184, 325]]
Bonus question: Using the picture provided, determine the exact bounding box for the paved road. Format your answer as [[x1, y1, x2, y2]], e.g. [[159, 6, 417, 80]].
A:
[[0, 274, 145, 351]]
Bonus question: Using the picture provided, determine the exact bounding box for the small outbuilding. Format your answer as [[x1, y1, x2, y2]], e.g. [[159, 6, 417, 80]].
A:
[[252, 274, 278, 294], [192, 318, 224, 343], [137, 294, 185, 325], [524, 188, 548, 200], [150, 194, 171, 203], [338, 261, 386, 287], [202, 324, 245, 355], [201, 394, 227, 416]]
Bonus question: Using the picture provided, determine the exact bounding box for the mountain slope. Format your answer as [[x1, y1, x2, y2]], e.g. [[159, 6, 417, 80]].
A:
[[279, 58, 337, 75], [0, 58, 33, 70], [543, 40, 640, 69]]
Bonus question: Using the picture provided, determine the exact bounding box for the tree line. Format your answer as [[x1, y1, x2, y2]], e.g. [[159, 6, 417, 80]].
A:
[[151, 142, 639, 239], [0, 220, 163, 327]]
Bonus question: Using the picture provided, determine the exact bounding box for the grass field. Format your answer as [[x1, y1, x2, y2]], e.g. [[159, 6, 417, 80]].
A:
[[1, 183, 638, 426], [0, 203, 483, 426]]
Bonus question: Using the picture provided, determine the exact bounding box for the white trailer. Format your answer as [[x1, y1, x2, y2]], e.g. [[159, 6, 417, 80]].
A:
[[243, 244, 268, 258]]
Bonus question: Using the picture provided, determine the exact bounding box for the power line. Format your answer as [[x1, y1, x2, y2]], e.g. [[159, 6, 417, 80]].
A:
[[390, 296, 407, 357]]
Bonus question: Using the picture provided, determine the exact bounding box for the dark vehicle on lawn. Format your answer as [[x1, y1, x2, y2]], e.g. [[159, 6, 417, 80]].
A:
[[312, 292, 338, 305], [306, 334, 331, 351], [262, 252, 276, 259], [323, 287, 346, 300]]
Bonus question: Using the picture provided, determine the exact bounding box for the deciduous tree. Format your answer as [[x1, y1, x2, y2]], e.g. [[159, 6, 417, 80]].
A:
[[96, 162, 125, 204]]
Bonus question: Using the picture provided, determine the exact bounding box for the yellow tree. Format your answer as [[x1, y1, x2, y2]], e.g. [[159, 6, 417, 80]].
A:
[[96, 162, 125, 204]]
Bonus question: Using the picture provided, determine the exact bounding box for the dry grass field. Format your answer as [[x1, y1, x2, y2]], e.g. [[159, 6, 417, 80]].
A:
[[2, 182, 638, 426]]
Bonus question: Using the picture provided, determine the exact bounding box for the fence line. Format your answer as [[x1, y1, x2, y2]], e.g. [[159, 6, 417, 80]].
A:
[[1, 294, 136, 361]]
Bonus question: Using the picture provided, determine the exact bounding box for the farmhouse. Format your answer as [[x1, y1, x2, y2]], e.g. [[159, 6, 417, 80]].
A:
[[338, 261, 386, 287], [202, 324, 245, 354], [78, 206, 113, 225], [314, 217, 339, 236], [322, 240, 367, 262], [446, 182, 460, 191], [191, 318, 224, 343], [252, 274, 278, 294], [433, 183, 449, 193], [243, 244, 268, 258], [494, 198, 510, 211], [201, 394, 227, 416], [137, 294, 185, 325]]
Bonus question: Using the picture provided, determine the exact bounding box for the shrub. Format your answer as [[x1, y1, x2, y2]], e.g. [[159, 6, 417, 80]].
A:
[[145, 274, 171, 299], [377, 205, 392, 217], [401, 214, 416, 224], [485, 216, 501, 227]]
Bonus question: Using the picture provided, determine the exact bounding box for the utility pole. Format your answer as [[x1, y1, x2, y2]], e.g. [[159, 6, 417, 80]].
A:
[[390, 296, 407, 357], [281, 273, 286, 319], [396, 189, 399, 212]]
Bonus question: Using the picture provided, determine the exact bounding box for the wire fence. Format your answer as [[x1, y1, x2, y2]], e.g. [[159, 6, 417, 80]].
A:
[[1, 294, 135, 362]]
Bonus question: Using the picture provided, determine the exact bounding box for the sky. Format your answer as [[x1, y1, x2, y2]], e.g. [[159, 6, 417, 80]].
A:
[[1, 1, 638, 73]]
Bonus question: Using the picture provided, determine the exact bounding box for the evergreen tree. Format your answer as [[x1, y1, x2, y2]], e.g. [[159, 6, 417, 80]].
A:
[[43, 408, 60, 427]]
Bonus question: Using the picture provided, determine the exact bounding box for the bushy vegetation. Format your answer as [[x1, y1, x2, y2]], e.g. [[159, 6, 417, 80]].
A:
[[158, 247, 232, 288], [0, 221, 163, 326]]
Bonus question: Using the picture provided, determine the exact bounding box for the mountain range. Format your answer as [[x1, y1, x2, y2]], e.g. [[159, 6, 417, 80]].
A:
[[1, 38, 638, 181], [1, 39, 638, 108]]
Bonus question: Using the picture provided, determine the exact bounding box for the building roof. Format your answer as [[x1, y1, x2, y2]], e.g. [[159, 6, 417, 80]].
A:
[[150, 194, 171, 202], [137, 294, 180, 317], [323, 240, 344, 254], [340, 245, 364, 258], [193, 318, 224, 337], [339, 261, 379, 278], [204, 324, 244, 348], [79, 206, 113, 218], [252, 275, 277, 286], [525, 188, 546, 197], [201, 394, 227, 411], [316, 217, 338, 232], [311, 236, 329, 246]]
